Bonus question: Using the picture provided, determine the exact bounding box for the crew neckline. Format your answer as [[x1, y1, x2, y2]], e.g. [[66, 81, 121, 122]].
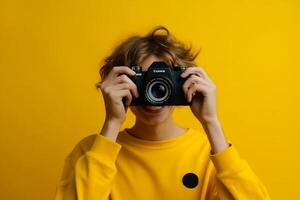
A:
[[117, 127, 196, 149]]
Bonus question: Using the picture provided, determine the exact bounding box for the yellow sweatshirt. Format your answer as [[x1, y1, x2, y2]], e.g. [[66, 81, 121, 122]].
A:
[[54, 128, 270, 200]]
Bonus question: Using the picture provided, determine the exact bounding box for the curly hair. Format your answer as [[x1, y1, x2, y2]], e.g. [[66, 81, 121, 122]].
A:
[[95, 25, 200, 89]]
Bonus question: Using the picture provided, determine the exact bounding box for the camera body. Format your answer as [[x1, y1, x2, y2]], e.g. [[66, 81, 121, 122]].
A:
[[129, 61, 190, 106]]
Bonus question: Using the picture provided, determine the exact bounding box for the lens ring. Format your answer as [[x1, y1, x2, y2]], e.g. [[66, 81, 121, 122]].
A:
[[149, 82, 168, 101], [145, 78, 171, 104]]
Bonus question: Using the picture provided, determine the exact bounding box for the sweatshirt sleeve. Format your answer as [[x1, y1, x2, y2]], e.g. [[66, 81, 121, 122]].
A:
[[207, 144, 271, 200], [54, 134, 122, 200]]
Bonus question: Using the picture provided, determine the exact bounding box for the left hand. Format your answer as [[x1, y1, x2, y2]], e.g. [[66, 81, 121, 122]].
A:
[[181, 66, 218, 123]]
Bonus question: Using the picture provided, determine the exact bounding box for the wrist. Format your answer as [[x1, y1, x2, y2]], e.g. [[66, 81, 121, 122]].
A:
[[199, 115, 220, 126], [200, 117, 229, 154], [100, 119, 122, 142], [104, 118, 123, 127]]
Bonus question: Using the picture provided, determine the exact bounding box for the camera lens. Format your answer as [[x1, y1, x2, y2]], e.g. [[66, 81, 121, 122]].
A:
[[145, 78, 171, 104], [152, 83, 166, 99]]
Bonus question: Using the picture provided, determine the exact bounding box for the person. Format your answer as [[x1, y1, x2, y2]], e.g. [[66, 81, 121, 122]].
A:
[[54, 26, 270, 200]]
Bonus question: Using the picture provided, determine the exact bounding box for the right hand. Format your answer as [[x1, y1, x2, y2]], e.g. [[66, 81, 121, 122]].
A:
[[97, 66, 139, 125]]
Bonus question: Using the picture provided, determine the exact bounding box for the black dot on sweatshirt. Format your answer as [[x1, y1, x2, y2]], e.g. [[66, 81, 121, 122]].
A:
[[182, 173, 199, 188]]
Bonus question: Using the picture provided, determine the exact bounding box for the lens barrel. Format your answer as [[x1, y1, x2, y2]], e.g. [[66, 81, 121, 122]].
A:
[[145, 77, 172, 104]]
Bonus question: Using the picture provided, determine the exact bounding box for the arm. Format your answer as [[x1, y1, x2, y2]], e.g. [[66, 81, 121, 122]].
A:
[[206, 139, 271, 199], [200, 118, 228, 154], [54, 124, 122, 200], [54, 65, 138, 199], [181, 66, 271, 199]]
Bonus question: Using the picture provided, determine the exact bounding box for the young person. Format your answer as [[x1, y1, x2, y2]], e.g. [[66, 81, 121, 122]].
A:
[[54, 26, 270, 200]]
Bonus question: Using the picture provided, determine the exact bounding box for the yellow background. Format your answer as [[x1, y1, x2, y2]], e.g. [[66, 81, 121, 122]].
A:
[[1, 0, 299, 199]]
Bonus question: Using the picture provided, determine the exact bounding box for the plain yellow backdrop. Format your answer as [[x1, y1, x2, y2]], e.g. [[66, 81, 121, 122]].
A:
[[1, 0, 299, 199]]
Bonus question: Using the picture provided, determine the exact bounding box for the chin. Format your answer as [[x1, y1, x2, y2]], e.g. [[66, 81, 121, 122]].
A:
[[130, 106, 174, 125]]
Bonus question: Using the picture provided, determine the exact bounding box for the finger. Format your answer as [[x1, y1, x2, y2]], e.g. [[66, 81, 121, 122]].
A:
[[109, 66, 136, 79], [110, 83, 134, 106], [111, 83, 131, 91], [118, 89, 132, 107], [186, 83, 206, 102], [102, 84, 130, 101], [101, 67, 136, 91], [181, 66, 210, 80], [183, 75, 208, 99], [115, 74, 139, 98], [182, 74, 202, 97]]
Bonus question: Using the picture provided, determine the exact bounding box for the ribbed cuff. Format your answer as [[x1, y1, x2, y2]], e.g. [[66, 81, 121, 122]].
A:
[[210, 144, 245, 174], [89, 134, 122, 162]]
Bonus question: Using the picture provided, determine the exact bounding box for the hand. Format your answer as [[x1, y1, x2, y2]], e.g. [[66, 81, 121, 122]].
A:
[[181, 66, 218, 123], [97, 66, 139, 125]]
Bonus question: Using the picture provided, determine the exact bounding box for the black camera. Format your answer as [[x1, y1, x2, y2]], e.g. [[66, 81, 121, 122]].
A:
[[128, 61, 191, 106]]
